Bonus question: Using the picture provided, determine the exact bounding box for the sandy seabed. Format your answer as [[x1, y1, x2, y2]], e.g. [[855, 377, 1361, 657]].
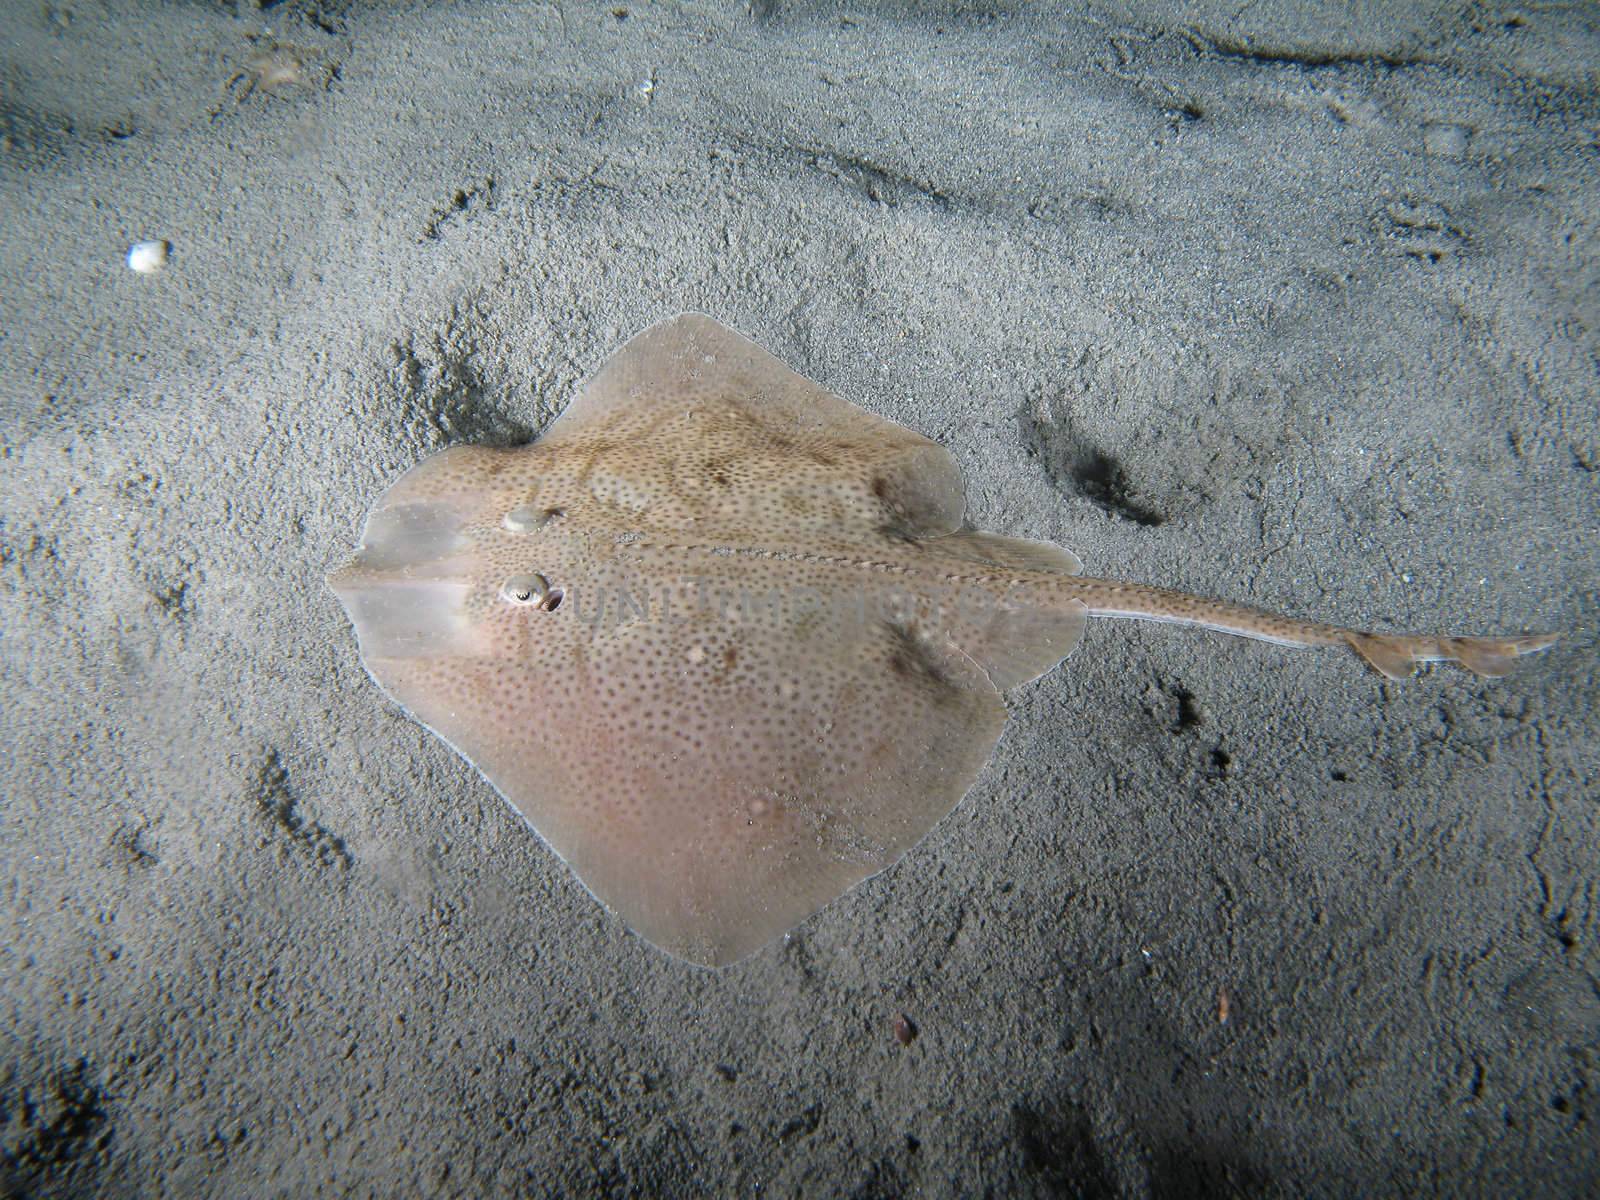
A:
[[2, 2, 1596, 1196]]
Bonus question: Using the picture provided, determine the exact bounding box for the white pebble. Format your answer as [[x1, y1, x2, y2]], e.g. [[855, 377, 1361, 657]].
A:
[[127, 240, 169, 273]]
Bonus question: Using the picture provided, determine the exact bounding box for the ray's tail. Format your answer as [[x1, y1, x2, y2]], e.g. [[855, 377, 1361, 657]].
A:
[[1061, 577, 1560, 681]]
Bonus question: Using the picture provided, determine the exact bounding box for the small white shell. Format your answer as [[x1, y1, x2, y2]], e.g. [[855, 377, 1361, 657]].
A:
[[127, 241, 169, 273]]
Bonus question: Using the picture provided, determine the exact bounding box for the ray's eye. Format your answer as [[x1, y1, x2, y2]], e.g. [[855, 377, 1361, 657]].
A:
[[500, 573, 550, 606]]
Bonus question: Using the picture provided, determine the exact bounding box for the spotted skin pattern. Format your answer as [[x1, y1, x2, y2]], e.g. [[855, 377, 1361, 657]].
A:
[[329, 314, 1558, 966]]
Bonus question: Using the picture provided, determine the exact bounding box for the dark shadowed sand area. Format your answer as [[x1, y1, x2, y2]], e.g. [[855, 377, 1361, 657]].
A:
[[2, 2, 1595, 1195]]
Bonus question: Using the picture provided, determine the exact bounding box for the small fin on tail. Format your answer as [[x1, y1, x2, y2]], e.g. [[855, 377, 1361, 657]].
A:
[[1346, 631, 1560, 680]]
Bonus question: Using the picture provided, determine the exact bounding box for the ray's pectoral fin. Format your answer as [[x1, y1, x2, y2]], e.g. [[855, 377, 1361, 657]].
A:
[[541, 312, 973, 541], [460, 606, 1014, 969]]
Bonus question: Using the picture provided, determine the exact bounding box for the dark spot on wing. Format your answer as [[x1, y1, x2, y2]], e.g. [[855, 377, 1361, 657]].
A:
[[884, 620, 960, 704], [868, 473, 921, 541]]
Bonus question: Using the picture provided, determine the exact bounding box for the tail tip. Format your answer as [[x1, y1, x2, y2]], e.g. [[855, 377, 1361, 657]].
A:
[[1348, 630, 1560, 680]]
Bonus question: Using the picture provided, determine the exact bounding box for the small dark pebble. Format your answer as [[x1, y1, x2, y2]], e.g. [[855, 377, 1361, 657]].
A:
[[892, 1013, 918, 1045]]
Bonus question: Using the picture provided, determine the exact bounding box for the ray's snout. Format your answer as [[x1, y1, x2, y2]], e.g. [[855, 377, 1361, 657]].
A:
[[328, 494, 484, 660]]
